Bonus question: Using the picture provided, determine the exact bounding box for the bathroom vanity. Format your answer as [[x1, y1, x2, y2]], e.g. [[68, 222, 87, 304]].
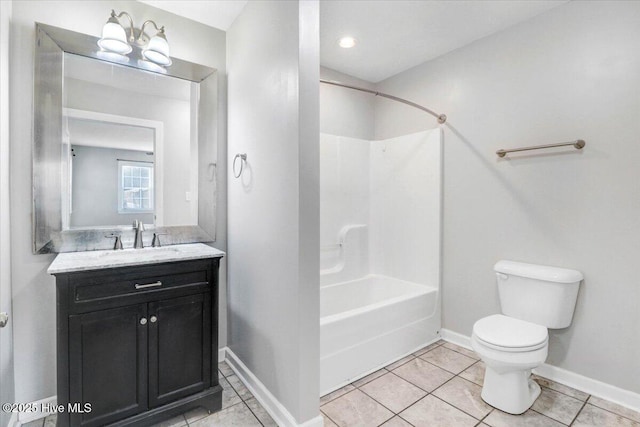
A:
[[48, 244, 225, 427]]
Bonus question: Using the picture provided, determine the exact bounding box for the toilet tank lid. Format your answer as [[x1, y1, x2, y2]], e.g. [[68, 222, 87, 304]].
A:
[[494, 260, 583, 283]]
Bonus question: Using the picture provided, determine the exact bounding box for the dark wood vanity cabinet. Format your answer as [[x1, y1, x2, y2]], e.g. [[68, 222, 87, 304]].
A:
[[52, 257, 222, 427]]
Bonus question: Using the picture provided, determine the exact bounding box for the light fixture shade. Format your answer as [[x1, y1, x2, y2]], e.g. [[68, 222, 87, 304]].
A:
[[98, 21, 132, 54], [142, 32, 172, 66]]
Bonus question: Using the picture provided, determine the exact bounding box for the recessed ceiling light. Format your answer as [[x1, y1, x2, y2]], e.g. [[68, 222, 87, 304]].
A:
[[338, 36, 357, 49]]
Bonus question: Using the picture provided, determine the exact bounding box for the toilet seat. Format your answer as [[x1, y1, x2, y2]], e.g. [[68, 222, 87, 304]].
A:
[[473, 314, 548, 353]]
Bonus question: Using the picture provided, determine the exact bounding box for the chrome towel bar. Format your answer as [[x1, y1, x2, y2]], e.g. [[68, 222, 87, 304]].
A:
[[497, 140, 585, 158]]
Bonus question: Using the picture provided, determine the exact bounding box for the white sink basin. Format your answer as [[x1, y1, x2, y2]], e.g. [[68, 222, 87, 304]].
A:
[[47, 243, 225, 274]]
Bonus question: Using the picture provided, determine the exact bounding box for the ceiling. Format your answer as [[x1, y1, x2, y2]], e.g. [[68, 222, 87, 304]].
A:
[[320, 0, 568, 82], [138, 0, 248, 31], [139, 0, 567, 83], [68, 118, 155, 153]]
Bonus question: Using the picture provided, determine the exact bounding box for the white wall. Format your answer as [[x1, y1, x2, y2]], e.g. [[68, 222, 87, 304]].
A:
[[374, 1, 640, 394], [9, 0, 227, 405], [0, 1, 15, 426], [320, 67, 375, 140], [227, 0, 320, 423]]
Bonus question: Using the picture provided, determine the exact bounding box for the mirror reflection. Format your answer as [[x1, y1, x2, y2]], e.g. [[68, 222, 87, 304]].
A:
[[62, 53, 198, 229]]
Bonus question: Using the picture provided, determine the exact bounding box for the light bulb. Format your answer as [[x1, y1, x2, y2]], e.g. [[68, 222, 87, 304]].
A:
[[142, 32, 172, 66], [338, 36, 357, 49], [97, 20, 132, 54]]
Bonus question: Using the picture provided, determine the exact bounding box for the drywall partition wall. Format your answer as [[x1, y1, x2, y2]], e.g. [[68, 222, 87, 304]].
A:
[[0, 1, 15, 425], [370, 130, 442, 287], [227, 0, 320, 424], [320, 67, 375, 140], [9, 0, 227, 406], [374, 0, 640, 395]]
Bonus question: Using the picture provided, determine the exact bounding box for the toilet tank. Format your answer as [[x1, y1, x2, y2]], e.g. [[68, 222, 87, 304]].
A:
[[495, 260, 583, 329]]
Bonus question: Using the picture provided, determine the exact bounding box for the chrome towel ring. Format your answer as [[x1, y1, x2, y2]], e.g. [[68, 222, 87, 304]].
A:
[[233, 153, 247, 178]]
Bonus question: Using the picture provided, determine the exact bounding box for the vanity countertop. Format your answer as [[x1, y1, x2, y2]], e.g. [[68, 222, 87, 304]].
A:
[[47, 243, 225, 275]]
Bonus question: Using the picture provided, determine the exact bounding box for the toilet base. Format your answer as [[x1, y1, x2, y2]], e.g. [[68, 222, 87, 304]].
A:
[[481, 366, 541, 414]]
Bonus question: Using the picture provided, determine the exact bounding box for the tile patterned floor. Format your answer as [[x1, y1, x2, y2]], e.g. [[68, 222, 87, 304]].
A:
[[21, 362, 277, 427], [20, 342, 640, 427], [321, 340, 640, 427]]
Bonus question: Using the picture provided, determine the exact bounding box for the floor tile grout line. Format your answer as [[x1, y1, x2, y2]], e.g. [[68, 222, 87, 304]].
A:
[[397, 413, 418, 427], [321, 385, 360, 407], [431, 392, 490, 422], [530, 408, 573, 426], [375, 412, 396, 427], [416, 352, 477, 376], [186, 400, 245, 426], [385, 368, 438, 395], [384, 354, 418, 371], [389, 391, 434, 422], [568, 399, 589, 427], [320, 408, 342, 427], [412, 340, 445, 357], [243, 400, 268, 427], [536, 382, 589, 405], [533, 377, 591, 403], [582, 400, 640, 425], [321, 342, 444, 402], [441, 343, 482, 361], [357, 379, 425, 417], [476, 408, 494, 426], [415, 353, 474, 377]]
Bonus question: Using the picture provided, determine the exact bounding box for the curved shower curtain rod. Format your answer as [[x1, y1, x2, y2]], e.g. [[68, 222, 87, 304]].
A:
[[320, 79, 447, 124]]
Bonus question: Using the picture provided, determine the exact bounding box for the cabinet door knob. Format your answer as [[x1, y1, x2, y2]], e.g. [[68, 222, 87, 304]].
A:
[[140, 317, 148, 325], [150, 316, 157, 323]]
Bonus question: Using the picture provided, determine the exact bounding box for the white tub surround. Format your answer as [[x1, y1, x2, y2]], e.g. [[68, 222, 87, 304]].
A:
[[47, 243, 225, 274], [319, 129, 443, 394], [320, 275, 438, 394]]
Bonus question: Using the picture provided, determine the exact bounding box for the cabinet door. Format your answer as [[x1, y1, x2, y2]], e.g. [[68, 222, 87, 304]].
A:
[[148, 293, 211, 407], [69, 304, 148, 427]]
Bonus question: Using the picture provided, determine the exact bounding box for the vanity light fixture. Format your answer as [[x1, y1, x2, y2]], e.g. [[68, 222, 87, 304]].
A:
[[338, 36, 357, 48], [98, 10, 172, 66]]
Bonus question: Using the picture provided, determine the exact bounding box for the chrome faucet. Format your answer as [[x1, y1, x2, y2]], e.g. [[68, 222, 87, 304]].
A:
[[152, 232, 167, 247], [133, 220, 145, 249], [105, 233, 123, 250]]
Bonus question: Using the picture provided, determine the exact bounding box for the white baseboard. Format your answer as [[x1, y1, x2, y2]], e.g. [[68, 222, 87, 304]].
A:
[[533, 363, 640, 413], [222, 347, 323, 427], [440, 328, 471, 348], [440, 328, 640, 413], [218, 347, 226, 362], [17, 395, 56, 425]]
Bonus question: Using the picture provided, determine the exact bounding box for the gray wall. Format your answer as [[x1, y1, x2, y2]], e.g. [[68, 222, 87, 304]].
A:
[[374, 1, 640, 393], [227, 0, 320, 423], [0, 1, 14, 426], [65, 77, 193, 227], [320, 66, 375, 140], [9, 0, 227, 405], [71, 146, 155, 227]]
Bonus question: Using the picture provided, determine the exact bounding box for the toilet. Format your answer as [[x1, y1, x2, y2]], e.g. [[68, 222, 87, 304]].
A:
[[471, 260, 583, 415]]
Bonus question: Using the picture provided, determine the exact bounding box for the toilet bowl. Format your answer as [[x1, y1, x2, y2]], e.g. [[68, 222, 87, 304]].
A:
[[471, 314, 549, 414], [472, 260, 582, 414]]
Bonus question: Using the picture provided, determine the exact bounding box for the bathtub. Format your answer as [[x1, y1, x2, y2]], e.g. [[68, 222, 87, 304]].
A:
[[320, 274, 439, 394]]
